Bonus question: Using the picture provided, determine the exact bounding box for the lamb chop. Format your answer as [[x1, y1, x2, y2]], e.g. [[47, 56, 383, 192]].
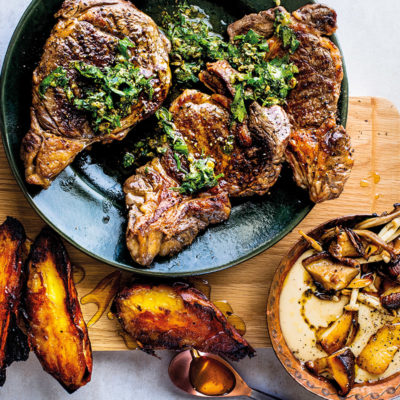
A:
[[124, 158, 231, 266], [21, 0, 171, 188], [169, 89, 291, 197], [224, 4, 353, 203]]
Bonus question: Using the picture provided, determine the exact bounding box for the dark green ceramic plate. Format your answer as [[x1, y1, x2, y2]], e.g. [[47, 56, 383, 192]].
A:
[[0, 0, 348, 276]]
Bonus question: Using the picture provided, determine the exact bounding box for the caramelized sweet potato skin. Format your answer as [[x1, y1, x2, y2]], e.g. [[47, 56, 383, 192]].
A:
[[0, 217, 29, 386], [112, 282, 255, 360], [24, 228, 92, 393]]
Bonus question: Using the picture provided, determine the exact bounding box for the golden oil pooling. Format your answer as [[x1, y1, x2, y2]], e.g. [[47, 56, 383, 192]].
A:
[[188, 277, 211, 298], [107, 311, 115, 320], [80, 271, 121, 327], [213, 300, 246, 335], [118, 330, 138, 350], [372, 171, 381, 184], [72, 264, 86, 285], [360, 179, 369, 188]]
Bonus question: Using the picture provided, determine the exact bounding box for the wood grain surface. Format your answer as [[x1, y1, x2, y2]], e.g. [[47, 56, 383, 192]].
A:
[[0, 97, 399, 350]]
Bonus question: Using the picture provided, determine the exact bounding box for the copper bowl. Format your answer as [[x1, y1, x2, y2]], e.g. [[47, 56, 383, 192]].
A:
[[267, 214, 400, 400]]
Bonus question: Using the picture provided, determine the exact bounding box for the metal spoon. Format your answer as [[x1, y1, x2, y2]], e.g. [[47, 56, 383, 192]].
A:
[[168, 349, 281, 399]]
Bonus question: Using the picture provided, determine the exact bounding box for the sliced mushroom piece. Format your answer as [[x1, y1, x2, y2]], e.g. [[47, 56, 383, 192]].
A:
[[344, 288, 359, 312], [394, 238, 400, 253], [317, 311, 359, 354], [353, 229, 395, 258], [299, 230, 323, 252], [347, 273, 374, 289], [305, 347, 355, 396], [355, 204, 400, 229], [357, 319, 400, 375], [381, 282, 400, 310], [379, 217, 400, 243], [329, 229, 364, 259], [376, 257, 400, 283], [302, 253, 359, 291], [341, 289, 389, 314]]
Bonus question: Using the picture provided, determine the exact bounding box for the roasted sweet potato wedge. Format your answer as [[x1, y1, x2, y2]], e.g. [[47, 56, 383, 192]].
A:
[[24, 228, 92, 393], [305, 347, 355, 396], [112, 282, 255, 360], [0, 217, 29, 386], [317, 311, 358, 354], [357, 319, 400, 375], [303, 253, 359, 291]]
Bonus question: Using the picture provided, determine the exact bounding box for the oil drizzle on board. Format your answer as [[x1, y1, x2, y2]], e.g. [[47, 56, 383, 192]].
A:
[[72, 264, 86, 285], [107, 311, 115, 320], [213, 300, 246, 335], [187, 280, 247, 335], [80, 271, 121, 327], [118, 330, 138, 350]]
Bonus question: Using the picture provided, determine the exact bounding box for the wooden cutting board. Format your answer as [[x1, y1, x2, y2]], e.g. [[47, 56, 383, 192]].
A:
[[0, 96, 399, 350]]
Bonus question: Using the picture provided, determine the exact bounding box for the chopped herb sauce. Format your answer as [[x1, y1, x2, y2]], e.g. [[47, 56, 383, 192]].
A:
[[39, 66, 73, 101], [39, 38, 154, 134], [155, 107, 223, 194], [274, 9, 300, 54], [161, 4, 299, 122], [178, 157, 223, 195], [156, 108, 188, 155]]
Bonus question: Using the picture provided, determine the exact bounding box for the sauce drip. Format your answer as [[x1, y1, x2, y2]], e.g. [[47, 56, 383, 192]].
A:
[[213, 300, 246, 335], [118, 330, 138, 350], [72, 264, 86, 285], [189, 355, 235, 396], [360, 179, 369, 187], [80, 271, 121, 327]]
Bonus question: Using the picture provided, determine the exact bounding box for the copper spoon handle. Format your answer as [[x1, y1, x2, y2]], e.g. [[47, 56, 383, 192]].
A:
[[247, 388, 281, 400]]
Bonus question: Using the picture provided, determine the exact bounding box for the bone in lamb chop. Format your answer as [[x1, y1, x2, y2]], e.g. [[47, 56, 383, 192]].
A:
[[207, 4, 354, 203], [21, 0, 171, 188], [123, 157, 231, 266]]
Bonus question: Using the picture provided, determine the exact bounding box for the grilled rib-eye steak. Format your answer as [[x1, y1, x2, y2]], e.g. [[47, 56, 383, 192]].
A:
[[169, 89, 291, 197], [124, 158, 231, 266], [227, 4, 353, 203], [21, 0, 171, 188]]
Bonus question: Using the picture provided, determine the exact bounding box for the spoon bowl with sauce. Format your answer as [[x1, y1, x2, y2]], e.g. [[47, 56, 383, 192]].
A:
[[168, 349, 280, 399]]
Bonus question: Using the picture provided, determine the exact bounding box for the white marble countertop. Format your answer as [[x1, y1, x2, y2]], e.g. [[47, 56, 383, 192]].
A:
[[0, 0, 400, 399]]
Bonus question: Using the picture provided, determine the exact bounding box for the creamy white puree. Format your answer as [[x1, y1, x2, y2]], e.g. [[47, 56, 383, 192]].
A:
[[279, 250, 400, 383]]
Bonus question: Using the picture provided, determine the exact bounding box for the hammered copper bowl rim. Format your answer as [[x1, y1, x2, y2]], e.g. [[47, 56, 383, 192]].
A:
[[267, 214, 400, 400]]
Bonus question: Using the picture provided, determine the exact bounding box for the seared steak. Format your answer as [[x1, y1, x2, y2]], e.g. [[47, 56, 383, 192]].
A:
[[227, 4, 353, 202], [169, 89, 291, 197], [124, 158, 230, 266], [21, 0, 171, 188]]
